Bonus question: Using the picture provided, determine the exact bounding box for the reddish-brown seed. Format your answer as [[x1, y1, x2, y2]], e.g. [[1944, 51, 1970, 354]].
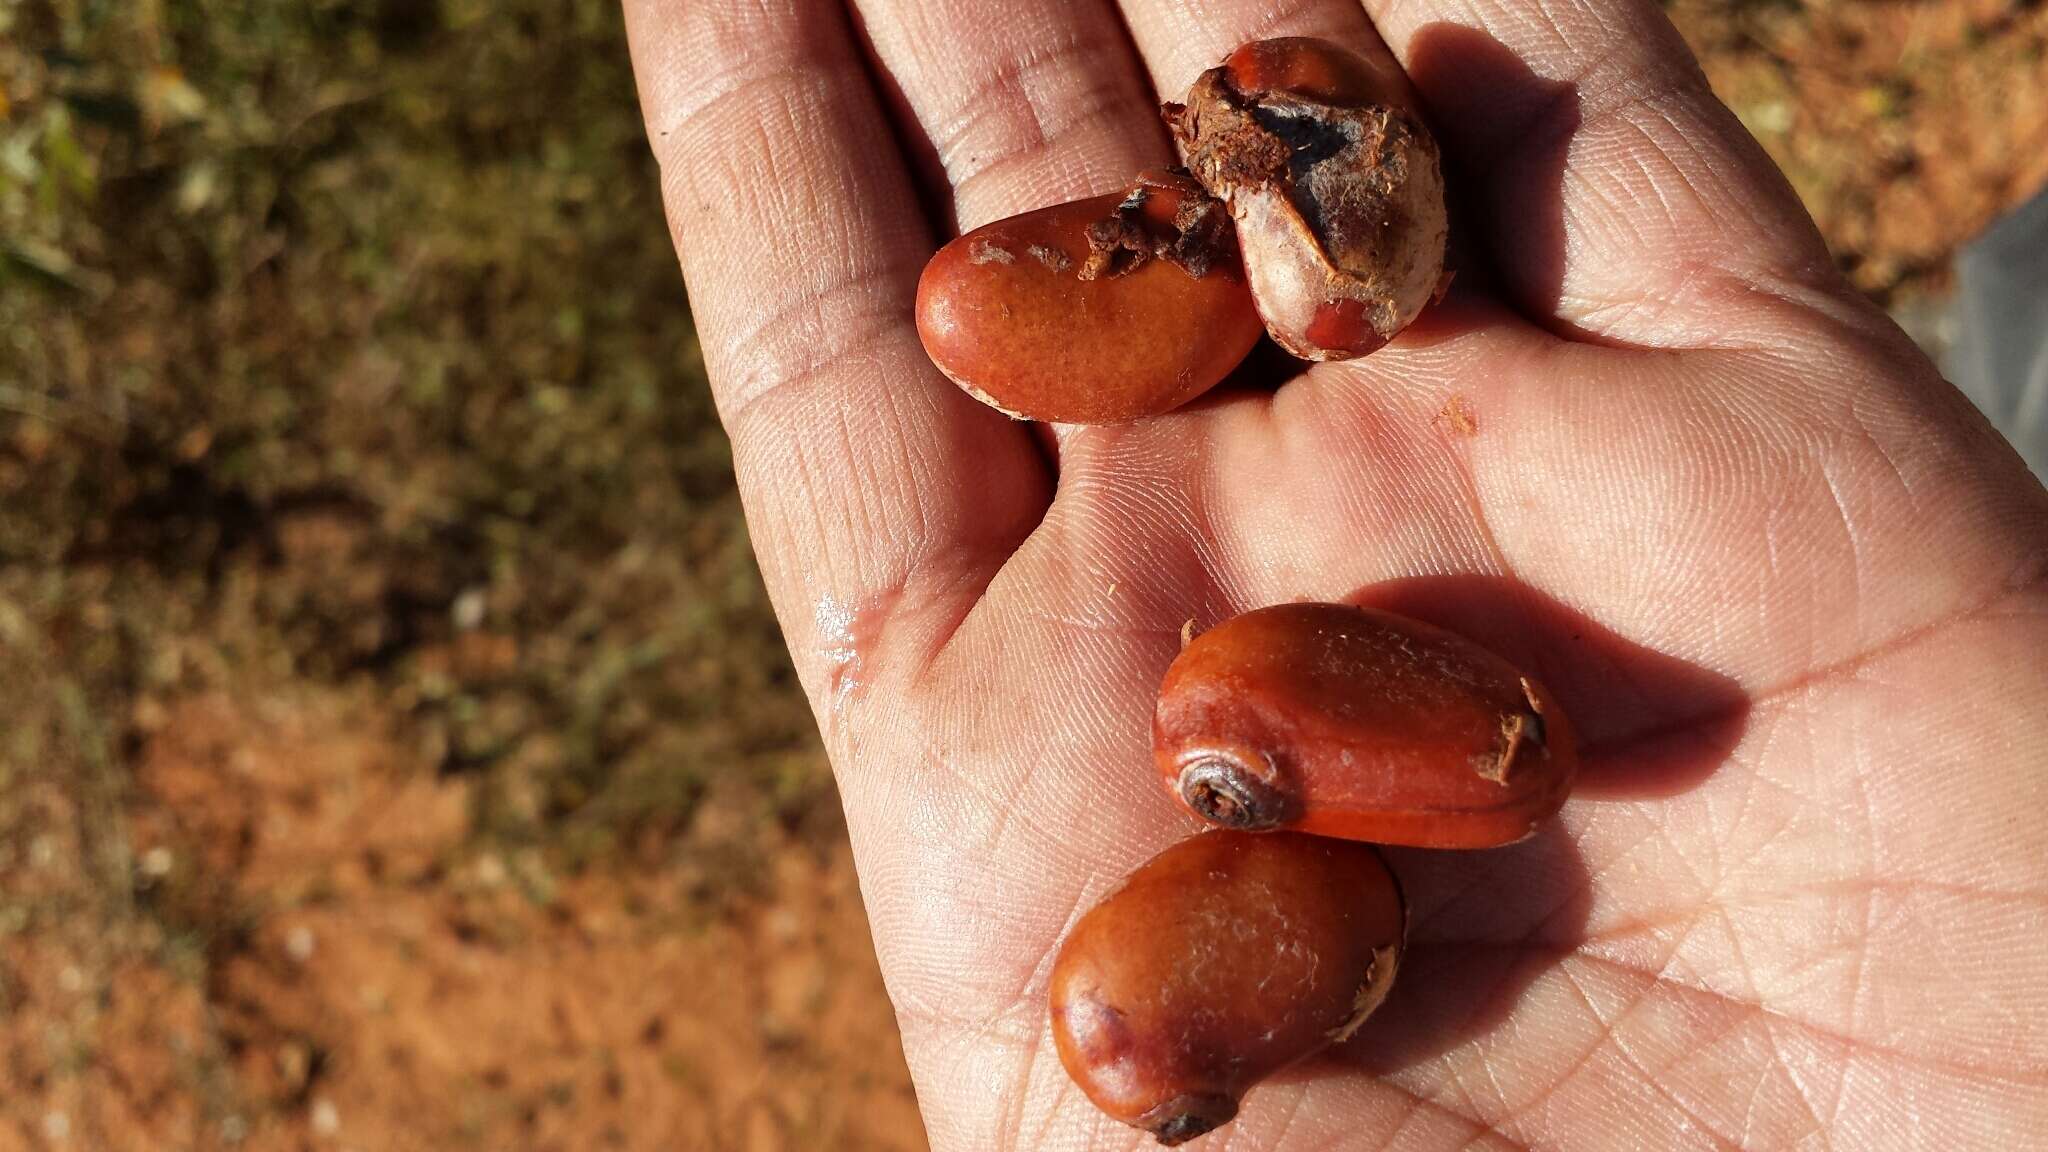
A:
[[1154, 603, 1578, 849], [1165, 38, 1449, 361], [914, 171, 1264, 424], [1050, 831, 1405, 1146]]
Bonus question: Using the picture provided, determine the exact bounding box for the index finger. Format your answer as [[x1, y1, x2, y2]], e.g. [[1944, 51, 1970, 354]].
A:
[[1362, 0, 1844, 345], [624, 0, 1049, 708]]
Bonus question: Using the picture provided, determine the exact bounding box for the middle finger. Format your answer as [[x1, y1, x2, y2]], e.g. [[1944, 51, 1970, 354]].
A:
[[853, 0, 1170, 232], [1116, 0, 1397, 112]]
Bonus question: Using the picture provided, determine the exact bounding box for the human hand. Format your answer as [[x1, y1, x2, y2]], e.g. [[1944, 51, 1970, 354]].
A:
[[623, 0, 2048, 1146]]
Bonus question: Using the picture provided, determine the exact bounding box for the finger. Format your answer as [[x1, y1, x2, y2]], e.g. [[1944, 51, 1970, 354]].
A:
[[852, 0, 1170, 233], [1358, 0, 1848, 346], [623, 0, 1048, 708]]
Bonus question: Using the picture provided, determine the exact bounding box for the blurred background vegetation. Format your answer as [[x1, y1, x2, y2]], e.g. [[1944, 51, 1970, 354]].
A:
[[1, 0, 2044, 1149], [2, 0, 823, 862]]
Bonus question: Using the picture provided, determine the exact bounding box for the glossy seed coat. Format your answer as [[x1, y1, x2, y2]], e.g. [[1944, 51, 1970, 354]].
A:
[[1154, 602, 1578, 849], [1050, 831, 1405, 1145], [1166, 38, 1449, 361], [914, 172, 1264, 424]]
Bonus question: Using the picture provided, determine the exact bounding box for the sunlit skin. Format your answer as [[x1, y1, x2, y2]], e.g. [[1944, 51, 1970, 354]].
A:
[[624, 0, 2048, 1147]]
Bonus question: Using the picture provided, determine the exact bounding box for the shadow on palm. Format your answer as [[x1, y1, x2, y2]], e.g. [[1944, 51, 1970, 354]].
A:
[[1315, 574, 1749, 1072]]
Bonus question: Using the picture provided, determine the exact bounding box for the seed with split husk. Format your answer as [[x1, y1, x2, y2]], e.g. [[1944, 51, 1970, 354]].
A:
[[1050, 830, 1406, 1145], [1165, 37, 1450, 361], [1154, 602, 1578, 849], [914, 171, 1263, 424]]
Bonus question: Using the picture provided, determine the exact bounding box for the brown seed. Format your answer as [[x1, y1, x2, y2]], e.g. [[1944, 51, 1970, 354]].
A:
[[914, 171, 1264, 424], [1154, 602, 1577, 849], [1049, 831, 1405, 1145], [1165, 38, 1449, 361]]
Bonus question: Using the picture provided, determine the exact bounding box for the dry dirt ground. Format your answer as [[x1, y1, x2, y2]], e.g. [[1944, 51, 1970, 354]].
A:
[[3, 1, 2046, 1150], [4, 691, 923, 1152]]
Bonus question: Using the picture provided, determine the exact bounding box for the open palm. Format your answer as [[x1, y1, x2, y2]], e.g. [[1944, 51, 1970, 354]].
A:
[[625, 0, 2048, 1146]]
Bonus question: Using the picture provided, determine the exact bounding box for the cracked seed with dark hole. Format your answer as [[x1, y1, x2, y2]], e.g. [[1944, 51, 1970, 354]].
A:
[[1165, 37, 1450, 360]]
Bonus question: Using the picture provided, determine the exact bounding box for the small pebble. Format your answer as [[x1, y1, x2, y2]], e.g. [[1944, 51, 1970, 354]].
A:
[[311, 1098, 341, 1136]]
